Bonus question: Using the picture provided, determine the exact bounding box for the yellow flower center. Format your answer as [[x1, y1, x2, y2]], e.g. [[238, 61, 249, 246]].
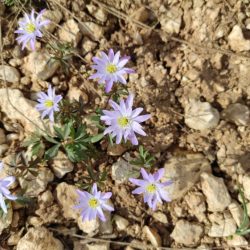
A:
[[146, 184, 157, 193], [106, 64, 117, 73], [117, 117, 129, 128], [44, 100, 54, 108], [25, 23, 36, 33], [88, 198, 99, 208]]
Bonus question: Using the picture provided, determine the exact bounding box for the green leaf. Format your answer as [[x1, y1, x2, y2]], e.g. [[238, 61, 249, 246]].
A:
[[100, 171, 107, 181], [44, 144, 60, 160], [74, 125, 86, 140], [63, 122, 72, 139], [236, 187, 250, 236], [31, 142, 43, 156], [44, 135, 59, 144], [90, 115, 101, 122], [91, 133, 104, 143], [86, 165, 95, 179], [130, 159, 143, 165], [139, 145, 144, 156], [29, 169, 39, 177], [108, 134, 114, 146], [22, 137, 39, 147], [54, 126, 64, 140], [15, 196, 33, 205], [65, 144, 86, 162]]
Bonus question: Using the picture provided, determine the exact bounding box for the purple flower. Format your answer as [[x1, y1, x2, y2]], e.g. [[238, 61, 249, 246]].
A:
[[74, 183, 114, 222], [0, 162, 17, 214], [89, 49, 135, 93], [15, 9, 50, 50], [129, 168, 172, 210], [100, 94, 150, 145], [35, 84, 62, 122]]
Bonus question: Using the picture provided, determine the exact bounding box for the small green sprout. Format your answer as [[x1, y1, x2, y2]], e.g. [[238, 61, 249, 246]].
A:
[[236, 187, 250, 236], [76, 165, 107, 191], [130, 145, 155, 169], [47, 41, 75, 75]]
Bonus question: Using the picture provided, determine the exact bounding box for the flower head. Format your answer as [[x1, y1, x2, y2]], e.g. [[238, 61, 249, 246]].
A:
[[0, 162, 17, 213], [35, 84, 62, 122], [89, 49, 135, 93], [74, 183, 114, 222], [100, 94, 150, 145], [15, 9, 50, 50], [129, 168, 172, 210]]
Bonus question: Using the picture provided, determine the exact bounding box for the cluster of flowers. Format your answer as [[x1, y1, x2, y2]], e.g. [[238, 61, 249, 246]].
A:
[[9, 9, 173, 222], [33, 48, 172, 221]]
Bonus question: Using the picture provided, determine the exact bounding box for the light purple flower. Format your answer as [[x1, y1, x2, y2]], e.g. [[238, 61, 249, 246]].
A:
[[100, 94, 150, 145], [0, 162, 17, 214], [89, 49, 135, 93], [74, 183, 114, 222], [129, 168, 172, 210], [35, 84, 62, 122], [15, 9, 50, 50]]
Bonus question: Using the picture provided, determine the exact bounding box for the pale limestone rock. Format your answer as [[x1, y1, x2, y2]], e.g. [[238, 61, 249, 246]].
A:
[[42, 10, 63, 33], [0, 65, 20, 83], [143, 226, 162, 247], [112, 157, 138, 183], [0, 155, 17, 180], [114, 215, 129, 231], [82, 38, 97, 53], [0, 88, 43, 132], [86, 5, 107, 22], [23, 50, 60, 80], [16, 227, 63, 250], [8, 232, 21, 246], [56, 182, 78, 220], [74, 241, 110, 250], [222, 103, 249, 126], [0, 205, 13, 234], [19, 168, 54, 197], [58, 19, 82, 46], [99, 211, 113, 234], [247, 203, 250, 217], [226, 235, 248, 247], [160, 8, 182, 34], [51, 151, 74, 178], [77, 217, 100, 235], [67, 87, 89, 104], [208, 212, 236, 237], [163, 153, 211, 199], [228, 201, 244, 227], [39, 190, 54, 205], [80, 22, 104, 41], [201, 173, 231, 212], [20, 76, 31, 86], [171, 220, 203, 246], [152, 212, 168, 224], [0, 144, 8, 157], [0, 128, 6, 144], [242, 174, 250, 200], [6, 133, 19, 142], [228, 25, 250, 52], [107, 144, 127, 156], [133, 7, 151, 23], [35, 190, 60, 225], [185, 100, 220, 130], [184, 192, 206, 221], [27, 216, 43, 227]]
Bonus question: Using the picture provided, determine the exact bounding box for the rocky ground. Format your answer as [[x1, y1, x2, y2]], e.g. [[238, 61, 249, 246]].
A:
[[0, 0, 250, 249]]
